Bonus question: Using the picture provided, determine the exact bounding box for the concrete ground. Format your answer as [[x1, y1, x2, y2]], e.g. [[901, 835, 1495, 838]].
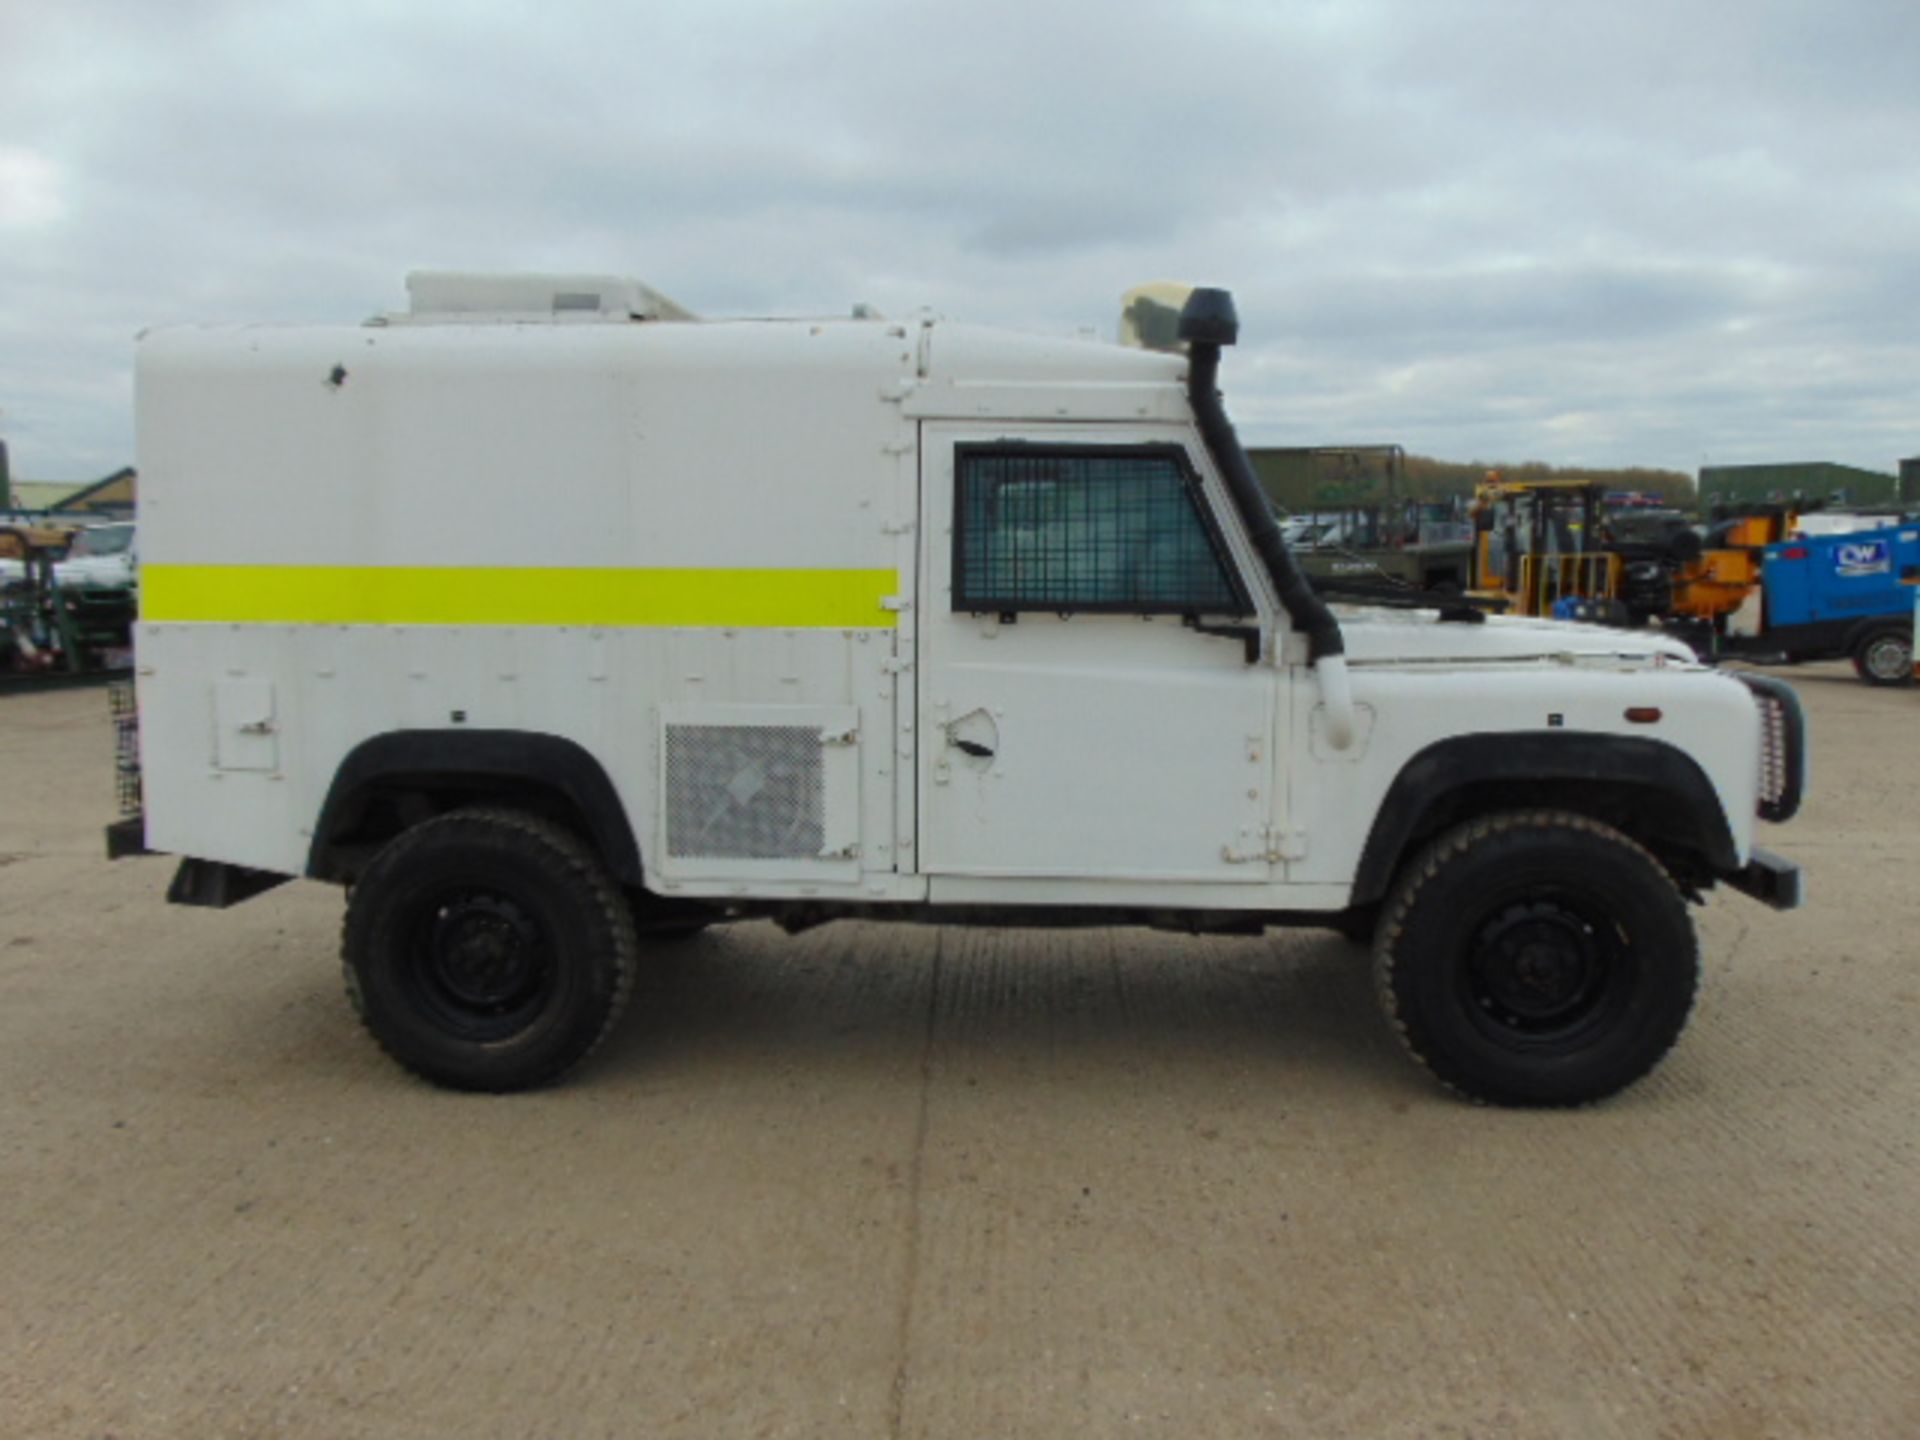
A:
[[0, 666, 1915, 1439]]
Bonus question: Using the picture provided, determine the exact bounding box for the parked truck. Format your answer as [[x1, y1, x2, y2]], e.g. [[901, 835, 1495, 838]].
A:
[[2, 520, 136, 678], [1490, 491, 1917, 685], [109, 275, 1806, 1106], [1699, 515, 1917, 685]]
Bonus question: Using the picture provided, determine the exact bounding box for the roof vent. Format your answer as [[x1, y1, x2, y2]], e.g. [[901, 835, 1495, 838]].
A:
[[396, 271, 696, 323]]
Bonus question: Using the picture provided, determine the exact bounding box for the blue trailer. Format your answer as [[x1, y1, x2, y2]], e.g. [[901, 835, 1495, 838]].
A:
[[1720, 521, 1919, 684]]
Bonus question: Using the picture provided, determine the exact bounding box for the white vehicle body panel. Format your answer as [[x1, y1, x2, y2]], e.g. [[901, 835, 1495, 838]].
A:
[[916, 421, 1282, 884], [1289, 651, 1762, 890], [137, 318, 921, 897], [133, 294, 1770, 915]]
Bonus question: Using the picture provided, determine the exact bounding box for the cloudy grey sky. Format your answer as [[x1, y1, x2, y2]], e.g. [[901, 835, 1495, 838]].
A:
[[4, 0, 1917, 482]]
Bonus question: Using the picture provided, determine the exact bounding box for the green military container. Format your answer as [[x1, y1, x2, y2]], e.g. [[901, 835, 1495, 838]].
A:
[[1698, 461, 1900, 509], [1249, 445, 1403, 513], [1247, 445, 1474, 592]]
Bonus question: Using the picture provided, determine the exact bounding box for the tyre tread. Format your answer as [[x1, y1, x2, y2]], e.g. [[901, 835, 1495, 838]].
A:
[[341, 807, 638, 1091], [1371, 808, 1697, 1107]]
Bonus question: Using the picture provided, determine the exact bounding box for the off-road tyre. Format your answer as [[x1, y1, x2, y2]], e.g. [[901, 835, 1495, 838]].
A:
[[1373, 810, 1698, 1107], [1851, 626, 1913, 687], [342, 808, 638, 1092]]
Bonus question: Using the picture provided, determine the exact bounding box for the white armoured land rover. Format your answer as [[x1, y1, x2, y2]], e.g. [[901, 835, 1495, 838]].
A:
[[109, 275, 1805, 1106]]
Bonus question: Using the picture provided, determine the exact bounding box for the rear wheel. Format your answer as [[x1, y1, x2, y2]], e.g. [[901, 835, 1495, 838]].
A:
[[342, 809, 637, 1091], [1373, 810, 1697, 1106], [1852, 626, 1913, 686]]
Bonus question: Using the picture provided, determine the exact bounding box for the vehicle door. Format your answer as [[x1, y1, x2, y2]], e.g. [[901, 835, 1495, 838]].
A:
[[917, 426, 1279, 883]]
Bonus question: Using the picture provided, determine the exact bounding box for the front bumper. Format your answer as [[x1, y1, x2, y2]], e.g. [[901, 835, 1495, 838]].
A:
[[1724, 847, 1802, 910]]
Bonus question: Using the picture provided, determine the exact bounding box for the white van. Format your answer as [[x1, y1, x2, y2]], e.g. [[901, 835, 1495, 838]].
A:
[[112, 275, 1804, 1105]]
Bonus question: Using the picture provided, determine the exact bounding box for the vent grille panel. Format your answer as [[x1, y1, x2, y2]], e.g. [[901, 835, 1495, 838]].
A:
[[664, 724, 825, 860], [110, 679, 142, 817], [1735, 672, 1805, 823]]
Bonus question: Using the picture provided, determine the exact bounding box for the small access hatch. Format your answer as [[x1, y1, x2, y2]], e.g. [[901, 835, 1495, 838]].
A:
[[213, 677, 277, 772], [656, 704, 862, 883]]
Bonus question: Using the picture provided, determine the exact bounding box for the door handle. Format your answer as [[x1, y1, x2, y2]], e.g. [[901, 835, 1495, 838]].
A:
[[943, 708, 999, 760]]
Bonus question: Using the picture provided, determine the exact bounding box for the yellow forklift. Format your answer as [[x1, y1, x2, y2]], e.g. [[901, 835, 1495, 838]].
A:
[[1468, 476, 1626, 620]]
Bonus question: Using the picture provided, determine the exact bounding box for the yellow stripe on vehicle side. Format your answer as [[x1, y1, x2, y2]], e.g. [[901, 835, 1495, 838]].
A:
[[141, 565, 900, 629]]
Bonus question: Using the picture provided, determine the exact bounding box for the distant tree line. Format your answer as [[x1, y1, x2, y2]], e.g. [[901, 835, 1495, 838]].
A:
[[1402, 455, 1695, 505], [1252, 447, 1697, 513]]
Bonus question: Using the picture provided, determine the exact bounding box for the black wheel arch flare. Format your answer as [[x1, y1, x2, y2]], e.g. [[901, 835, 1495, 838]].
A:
[[1350, 732, 1740, 907], [308, 730, 643, 885]]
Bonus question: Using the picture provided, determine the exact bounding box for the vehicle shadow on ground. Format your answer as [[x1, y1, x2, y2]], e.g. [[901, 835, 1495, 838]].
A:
[[593, 920, 1416, 1100]]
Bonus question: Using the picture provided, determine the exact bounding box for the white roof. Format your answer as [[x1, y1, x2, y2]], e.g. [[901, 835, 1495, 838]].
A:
[[151, 276, 1197, 426]]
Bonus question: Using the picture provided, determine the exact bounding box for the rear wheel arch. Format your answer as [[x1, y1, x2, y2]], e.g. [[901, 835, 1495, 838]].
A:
[[309, 730, 643, 886], [1350, 733, 1738, 907]]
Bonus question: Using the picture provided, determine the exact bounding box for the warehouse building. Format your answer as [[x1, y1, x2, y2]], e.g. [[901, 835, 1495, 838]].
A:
[[1698, 461, 1910, 510]]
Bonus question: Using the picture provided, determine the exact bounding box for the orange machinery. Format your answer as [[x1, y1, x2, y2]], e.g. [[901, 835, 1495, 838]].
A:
[[1663, 507, 1797, 625]]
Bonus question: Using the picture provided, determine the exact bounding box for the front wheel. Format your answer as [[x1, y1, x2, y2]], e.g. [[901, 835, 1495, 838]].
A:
[[1373, 810, 1698, 1106], [1852, 627, 1913, 687], [342, 809, 638, 1091]]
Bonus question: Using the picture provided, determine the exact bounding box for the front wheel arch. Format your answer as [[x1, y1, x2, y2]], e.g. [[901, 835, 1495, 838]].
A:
[[1351, 733, 1738, 907]]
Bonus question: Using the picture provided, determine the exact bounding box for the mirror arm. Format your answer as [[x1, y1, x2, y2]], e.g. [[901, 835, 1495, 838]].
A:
[[1183, 616, 1261, 664]]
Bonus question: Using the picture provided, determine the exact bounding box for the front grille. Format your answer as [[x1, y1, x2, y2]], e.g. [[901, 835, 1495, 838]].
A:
[[1736, 673, 1805, 823], [110, 679, 142, 817]]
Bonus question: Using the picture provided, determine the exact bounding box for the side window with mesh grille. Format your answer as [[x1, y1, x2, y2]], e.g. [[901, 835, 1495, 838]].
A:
[[953, 445, 1250, 616]]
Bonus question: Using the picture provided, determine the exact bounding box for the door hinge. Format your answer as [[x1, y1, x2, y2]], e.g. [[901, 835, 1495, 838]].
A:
[[1221, 827, 1307, 864], [1221, 827, 1267, 864]]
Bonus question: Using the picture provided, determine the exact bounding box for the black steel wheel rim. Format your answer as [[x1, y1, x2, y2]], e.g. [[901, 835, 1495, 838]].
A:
[[1459, 896, 1630, 1046], [400, 887, 555, 1040]]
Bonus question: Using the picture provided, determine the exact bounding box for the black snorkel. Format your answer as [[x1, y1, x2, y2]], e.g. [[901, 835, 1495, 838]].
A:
[[1179, 288, 1355, 746]]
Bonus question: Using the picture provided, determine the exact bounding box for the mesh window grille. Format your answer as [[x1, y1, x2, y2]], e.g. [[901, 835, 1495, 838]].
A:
[[954, 447, 1249, 615], [664, 724, 826, 860], [110, 679, 142, 817]]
